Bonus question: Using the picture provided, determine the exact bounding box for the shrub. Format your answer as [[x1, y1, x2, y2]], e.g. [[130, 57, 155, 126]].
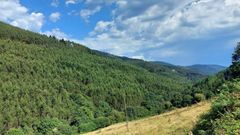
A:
[[197, 130, 207, 135], [37, 118, 63, 134], [6, 128, 25, 135], [57, 124, 78, 135], [94, 117, 110, 128], [78, 122, 97, 133], [37, 118, 76, 135], [182, 95, 193, 106], [21, 126, 34, 135], [94, 101, 112, 117], [194, 93, 205, 102], [126, 106, 150, 119], [108, 110, 125, 123]]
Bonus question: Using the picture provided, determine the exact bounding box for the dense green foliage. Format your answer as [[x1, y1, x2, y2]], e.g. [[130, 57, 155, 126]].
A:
[[92, 51, 205, 83], [193, 81, 240, 135], [120, 58, 205, 82], [0, 21, 208, 134], [191, 71, 227, 99], [193, 43, 240, 135]]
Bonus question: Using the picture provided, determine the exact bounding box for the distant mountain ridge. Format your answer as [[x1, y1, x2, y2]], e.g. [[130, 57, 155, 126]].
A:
[[152, 61, 226, 76], [91, 51, 224, 79], [91, 51, 205, 82], [186, 64, 226, 75]]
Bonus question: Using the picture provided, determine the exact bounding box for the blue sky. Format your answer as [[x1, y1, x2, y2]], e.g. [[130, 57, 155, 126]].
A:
[[1, 0, 240, 66]]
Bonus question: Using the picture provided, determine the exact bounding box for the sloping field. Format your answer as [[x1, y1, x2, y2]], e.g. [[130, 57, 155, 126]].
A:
[[84, 102, 211, 135]]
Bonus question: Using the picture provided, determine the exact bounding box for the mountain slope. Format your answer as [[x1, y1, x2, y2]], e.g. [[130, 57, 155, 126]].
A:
[[91, 51, 205, 83], [121, 58, 205, 82], [0, 21, 206, 134], [85, 102, 211, 135], [186, 64, 226, 75]]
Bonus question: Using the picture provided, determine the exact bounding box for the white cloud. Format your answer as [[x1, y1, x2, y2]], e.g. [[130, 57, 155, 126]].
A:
[[49, 12, 61, 22], [81, 0, 240, 60], [65, 0, 78, 5], [225, 0, 240, 6], [84, 0, 116, 5], [90, 21, 113, 35], [51, 0, 59, 7], [0, 0, 44, 32], [80, 6, 101, 22], [43, 28, 69, 40]]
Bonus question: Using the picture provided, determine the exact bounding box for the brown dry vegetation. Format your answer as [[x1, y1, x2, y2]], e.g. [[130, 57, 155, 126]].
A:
[[84, 102, 211, 135]]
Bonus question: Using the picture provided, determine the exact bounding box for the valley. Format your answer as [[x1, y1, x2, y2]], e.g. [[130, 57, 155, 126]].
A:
[[0, 20, 239, 135]]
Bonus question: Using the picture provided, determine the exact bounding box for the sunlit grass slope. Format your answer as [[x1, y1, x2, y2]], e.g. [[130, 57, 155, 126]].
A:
[[84, 102, 211, 135]]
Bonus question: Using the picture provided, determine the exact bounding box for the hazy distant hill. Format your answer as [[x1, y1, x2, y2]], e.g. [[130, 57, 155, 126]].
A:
[[186, 64, 226, 75]]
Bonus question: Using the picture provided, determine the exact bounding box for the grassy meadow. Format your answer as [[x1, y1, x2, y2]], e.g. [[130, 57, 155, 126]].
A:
[[84, 102, 211, 135]]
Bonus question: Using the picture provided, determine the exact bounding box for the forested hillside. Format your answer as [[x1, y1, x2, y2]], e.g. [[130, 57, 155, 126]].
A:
[[119, 58, 205, 82], [90, 51, 205, 83], [0, 21, 209, 134], [193, 43, 240, 135]]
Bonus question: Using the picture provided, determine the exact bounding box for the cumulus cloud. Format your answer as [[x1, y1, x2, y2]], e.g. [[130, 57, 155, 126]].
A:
[[0, 0, 44, 32], [49, 12, 61, 22], [80, 6, 101, 22], [80, 0, 240, 60]]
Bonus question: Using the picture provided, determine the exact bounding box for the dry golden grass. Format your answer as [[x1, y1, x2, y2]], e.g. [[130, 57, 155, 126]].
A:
[[83, 102, 211, 135]]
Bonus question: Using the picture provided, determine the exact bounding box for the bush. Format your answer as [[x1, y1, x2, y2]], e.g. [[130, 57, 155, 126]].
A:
[[6, 128, 25, 135], [94, 117, 110, 128], [182, 95, 193, 106], [78, 122, 97, 133], [108, 110, 125, 123], [37, 118, 76, 135], [194, 93, 205, 102], [37, 118, 63, 134], [197, 130, 207, 135], [164, 101, 172, 109], [193, 88, 240, 135], [21, 126, 34, 135], [126, 106, 150, 119], [94, 101, 112, 117], [71, 107, 94, 126], [57, 124, 77, 135]]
